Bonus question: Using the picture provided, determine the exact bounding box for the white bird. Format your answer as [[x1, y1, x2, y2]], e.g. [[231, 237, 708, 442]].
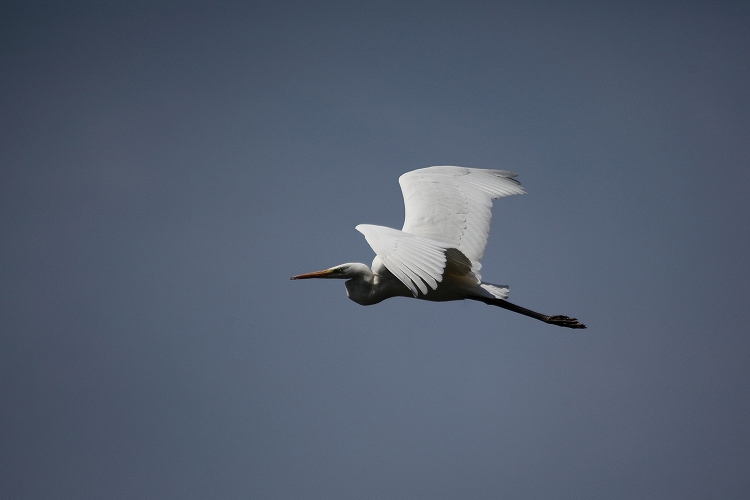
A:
[[291, 166, 585, 329]]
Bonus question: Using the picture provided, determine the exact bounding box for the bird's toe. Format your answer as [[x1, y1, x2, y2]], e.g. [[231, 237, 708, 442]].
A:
[[547, 315, 587, 329]]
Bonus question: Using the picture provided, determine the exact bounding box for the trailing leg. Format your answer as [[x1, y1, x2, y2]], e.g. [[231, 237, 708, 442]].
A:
[[468, 296, 586, 329]]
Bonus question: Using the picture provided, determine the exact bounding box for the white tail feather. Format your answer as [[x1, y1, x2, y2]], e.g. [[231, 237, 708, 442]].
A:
[[480, 283, 509, 299]]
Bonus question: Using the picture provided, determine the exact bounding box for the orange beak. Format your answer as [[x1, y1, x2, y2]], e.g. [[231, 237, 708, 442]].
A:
[[290, 268, 336, 280]]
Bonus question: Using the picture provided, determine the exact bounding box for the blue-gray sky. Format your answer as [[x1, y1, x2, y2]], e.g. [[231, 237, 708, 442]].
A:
[[2, 1, 749, 498]]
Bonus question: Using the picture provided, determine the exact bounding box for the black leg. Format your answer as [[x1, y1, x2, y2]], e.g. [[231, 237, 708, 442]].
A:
[[468, 296, 586, 329]]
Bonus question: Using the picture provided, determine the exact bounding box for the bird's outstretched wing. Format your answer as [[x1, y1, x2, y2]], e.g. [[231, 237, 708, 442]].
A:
[[399, 166, 525, 273], [355, 224, 451, 297]]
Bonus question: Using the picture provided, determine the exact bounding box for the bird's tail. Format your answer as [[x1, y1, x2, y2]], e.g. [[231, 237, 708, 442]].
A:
[[479, 282, 509, 299]]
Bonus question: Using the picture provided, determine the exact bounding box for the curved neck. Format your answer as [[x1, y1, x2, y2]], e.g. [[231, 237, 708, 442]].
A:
[[345, 267, 412, 305], [344, 269, 375, 305]]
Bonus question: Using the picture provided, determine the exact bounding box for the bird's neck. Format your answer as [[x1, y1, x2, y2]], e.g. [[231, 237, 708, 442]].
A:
[[345, 268, 411, 305], [344, 270, 375, 305]]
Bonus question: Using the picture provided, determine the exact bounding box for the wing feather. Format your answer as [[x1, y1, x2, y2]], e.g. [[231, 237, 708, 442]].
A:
[[355, 224, 450, 297], [399, 166, 525, 271]]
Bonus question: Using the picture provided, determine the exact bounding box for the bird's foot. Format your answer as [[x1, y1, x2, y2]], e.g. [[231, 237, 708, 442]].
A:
[[546, 315, 587, 329]]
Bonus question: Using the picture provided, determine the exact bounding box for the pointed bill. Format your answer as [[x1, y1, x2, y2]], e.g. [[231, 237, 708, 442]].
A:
[[290, 268, 336, 280]]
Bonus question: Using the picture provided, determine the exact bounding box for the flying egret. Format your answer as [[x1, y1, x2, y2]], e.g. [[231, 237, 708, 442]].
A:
[[291, 166, 586, 329]]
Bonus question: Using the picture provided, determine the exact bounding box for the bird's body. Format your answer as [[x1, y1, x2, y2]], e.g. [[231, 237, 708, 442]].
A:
[[291, 166, 585, 329]]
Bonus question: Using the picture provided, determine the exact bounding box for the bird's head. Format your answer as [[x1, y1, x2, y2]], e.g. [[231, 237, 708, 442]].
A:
[[290, 262, 371, 280]]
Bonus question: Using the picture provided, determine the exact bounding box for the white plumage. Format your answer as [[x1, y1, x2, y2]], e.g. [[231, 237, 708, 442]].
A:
[[355, 224, 450, 296], [400, 166, 525, 267], [356, 166, 525, 297], [291, 166, 585, 329]]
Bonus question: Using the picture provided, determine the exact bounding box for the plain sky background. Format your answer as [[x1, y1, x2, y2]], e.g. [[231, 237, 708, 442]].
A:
[[2, 1, 749, 498]]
